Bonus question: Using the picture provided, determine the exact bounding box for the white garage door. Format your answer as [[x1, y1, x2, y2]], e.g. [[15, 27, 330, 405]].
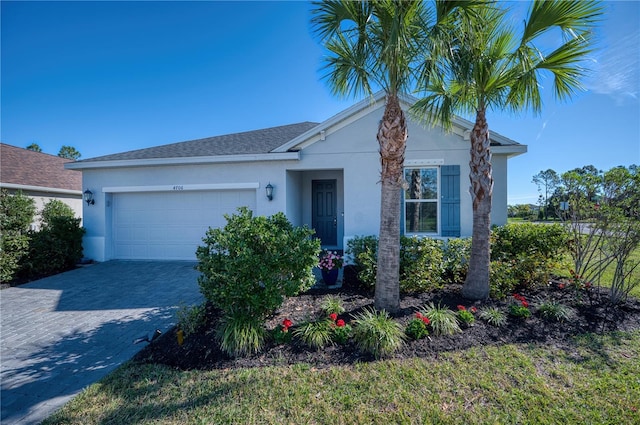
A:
[[112, 190, 256, 260]]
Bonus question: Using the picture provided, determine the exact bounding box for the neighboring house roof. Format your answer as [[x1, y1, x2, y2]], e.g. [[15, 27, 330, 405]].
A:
[[67, 92, 525, 171], [0, 143, 82, 193]]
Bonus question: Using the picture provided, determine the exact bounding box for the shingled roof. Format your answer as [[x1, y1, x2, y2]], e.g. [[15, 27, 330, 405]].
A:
[[79, 122, 320, 162], [0, 143, 81, 191]]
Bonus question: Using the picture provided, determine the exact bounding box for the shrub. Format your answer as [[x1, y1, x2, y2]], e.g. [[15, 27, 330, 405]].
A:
[[491, 222, 569, 261], [197, 208, 319, 320], [479, 307, 507, 327], [509, 294, 532, 319], [347, 235, 445, 293], [272, 318, 293, 345], [352, 307, 405, 359], [176, 303, 207, 337], [294, 319, 333, 349], [422, 302, 461, 336], [217, 311, 267, 357], [40, 199, 74, 227], [197, 208, 319, 356], [442, 237, 471, 284], [346, 235, 378, 288], [0, 190, 35, 282], [23, 216, 85, 277], [399, 236, 445, 293], [489, 260, 520, 299]]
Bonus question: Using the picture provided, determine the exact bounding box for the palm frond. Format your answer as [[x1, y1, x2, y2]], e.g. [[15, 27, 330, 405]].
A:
[[522, 0, 602, 45]]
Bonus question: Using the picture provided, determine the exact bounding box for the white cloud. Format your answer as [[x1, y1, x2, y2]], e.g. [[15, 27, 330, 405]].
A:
[[586, 30, 640, 105]]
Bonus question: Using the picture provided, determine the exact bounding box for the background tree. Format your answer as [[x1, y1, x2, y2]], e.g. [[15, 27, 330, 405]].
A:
[[311, 0, 471, 312], [413, 0, 602, 300], [26, 143, 42, 152], [57, 145, 81, 160], [532, 169, 560, 220]]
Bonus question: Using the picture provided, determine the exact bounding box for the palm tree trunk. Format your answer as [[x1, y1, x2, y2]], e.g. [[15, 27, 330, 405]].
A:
[[462, 108, 493, 300], [374, 93, 407, 313]]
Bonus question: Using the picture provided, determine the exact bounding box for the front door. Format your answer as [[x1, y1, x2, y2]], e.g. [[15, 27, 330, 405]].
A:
[[312, 179, 337, 246]]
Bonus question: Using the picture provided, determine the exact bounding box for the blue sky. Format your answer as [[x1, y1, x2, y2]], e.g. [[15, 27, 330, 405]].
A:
[[2, 1, 638, 205]]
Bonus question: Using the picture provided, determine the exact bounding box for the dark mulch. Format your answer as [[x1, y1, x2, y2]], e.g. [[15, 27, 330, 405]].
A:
[[133, 273, 640, 371]]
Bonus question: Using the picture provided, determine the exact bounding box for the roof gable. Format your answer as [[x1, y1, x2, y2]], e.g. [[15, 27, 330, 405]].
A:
[[0, 143, 81, 191]]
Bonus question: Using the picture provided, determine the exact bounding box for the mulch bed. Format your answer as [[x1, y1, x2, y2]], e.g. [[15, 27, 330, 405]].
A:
[[133, 272, 640, 371]]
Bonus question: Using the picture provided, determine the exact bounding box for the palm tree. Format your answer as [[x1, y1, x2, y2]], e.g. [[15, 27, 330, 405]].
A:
[[311, 0, 470, 312], [413, 0, 602, 300]]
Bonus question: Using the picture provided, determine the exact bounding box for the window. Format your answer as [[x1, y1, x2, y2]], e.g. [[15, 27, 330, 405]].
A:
[[404, 167, 438, 234]]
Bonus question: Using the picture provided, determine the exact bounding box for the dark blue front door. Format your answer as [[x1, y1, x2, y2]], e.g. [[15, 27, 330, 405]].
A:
[[312, 180, 337, 246]]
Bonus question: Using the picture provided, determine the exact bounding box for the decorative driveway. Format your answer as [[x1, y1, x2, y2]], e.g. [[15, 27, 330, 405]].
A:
[[0, 261, 203, 425]]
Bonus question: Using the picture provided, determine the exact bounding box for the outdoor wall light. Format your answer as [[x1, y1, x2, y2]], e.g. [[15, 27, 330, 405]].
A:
[[83, 189, 95, 206], [265, 183, 274, 201]]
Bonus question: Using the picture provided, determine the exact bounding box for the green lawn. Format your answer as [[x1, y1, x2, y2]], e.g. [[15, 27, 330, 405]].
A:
[[44, 331, 640, 425]]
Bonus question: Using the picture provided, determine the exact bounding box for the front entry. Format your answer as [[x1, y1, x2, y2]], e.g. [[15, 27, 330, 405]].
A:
[[312, 179, 337, 246]]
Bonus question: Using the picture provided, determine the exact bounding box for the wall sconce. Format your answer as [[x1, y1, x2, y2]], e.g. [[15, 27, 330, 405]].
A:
[[83, 189, 95, 206], [265, 183, 274, 201]]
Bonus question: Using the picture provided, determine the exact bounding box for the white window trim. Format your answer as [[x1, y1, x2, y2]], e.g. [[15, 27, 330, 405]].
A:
[[403, 166, 441, 236]]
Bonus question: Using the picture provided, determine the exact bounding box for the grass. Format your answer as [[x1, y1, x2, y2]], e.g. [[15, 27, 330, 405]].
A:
[[43, 331, 640, 424]]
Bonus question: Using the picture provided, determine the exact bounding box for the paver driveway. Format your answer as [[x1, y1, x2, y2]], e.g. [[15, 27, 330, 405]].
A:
[[0, 261, 203, 425]]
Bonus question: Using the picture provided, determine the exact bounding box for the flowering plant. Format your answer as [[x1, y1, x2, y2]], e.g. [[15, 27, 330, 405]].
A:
[[318, 250, 343, 271], [272, 318, 293, 344], [329, 314, 351, 344], [405, 312, 431, 340], [509, 294, 531, 319], [456, 305, 476, 326]]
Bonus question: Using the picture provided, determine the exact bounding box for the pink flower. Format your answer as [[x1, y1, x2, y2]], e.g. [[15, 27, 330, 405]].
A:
[[329, 313, 338, 321], [336, 319, 345, 327], [457, 305, 466, 311], [558, 283, 565, 289]]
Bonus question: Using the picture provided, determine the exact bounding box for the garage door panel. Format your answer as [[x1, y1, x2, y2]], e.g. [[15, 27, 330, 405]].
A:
[[112, 190, 255, 260]]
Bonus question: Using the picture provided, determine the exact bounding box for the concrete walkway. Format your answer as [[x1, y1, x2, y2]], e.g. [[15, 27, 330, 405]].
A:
[[0, 261, 203, 425]]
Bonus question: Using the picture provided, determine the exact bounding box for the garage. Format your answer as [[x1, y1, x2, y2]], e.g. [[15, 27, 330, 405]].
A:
[[111, 189, 256, 260]]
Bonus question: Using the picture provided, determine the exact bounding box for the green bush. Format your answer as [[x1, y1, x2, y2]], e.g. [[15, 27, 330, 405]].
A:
[[24, 216, 85, 277], [492, 222, 568, 261], [346, 235, 378, 288], [196, 208, 319, 356], [442, 237, 471, 284], [399, 236, 445, 293], [40, 199, 74, 226], [176, 303, 207, 337], [352, 307, 405, 359], [0, 190, 35, 282], [347, 235, 445, 293]]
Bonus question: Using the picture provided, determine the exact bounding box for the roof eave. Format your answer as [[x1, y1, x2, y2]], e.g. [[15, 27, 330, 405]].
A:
[[65, 152, 300, 170]]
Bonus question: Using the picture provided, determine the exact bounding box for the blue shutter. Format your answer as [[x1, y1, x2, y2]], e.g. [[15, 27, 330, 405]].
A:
[[441, 165, 460, 237]]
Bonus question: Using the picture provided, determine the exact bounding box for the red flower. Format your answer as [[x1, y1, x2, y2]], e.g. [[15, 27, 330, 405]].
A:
[[421, 317, 431, 325], [469, 306, 477, 314], [329, 313, 338, 321], [282, 319, 292, 329], [585, 282, 592, 288], [336, 319, 346, 327], [521, 300, 529, 308], [558, 283, 565, 289], [415, 312, 423, 319], [457, 305, 466, 311]]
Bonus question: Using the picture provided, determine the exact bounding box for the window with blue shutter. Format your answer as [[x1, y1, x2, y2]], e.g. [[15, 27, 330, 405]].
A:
[[440, 165, 461, 237]]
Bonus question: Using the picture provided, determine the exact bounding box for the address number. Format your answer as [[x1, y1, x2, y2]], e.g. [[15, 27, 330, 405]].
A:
[[172, 185, 184, 191]]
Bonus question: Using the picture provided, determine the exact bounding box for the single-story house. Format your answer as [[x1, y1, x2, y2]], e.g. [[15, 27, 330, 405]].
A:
[[1, 143, 83, 229], [66, 93, 527, 262]]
